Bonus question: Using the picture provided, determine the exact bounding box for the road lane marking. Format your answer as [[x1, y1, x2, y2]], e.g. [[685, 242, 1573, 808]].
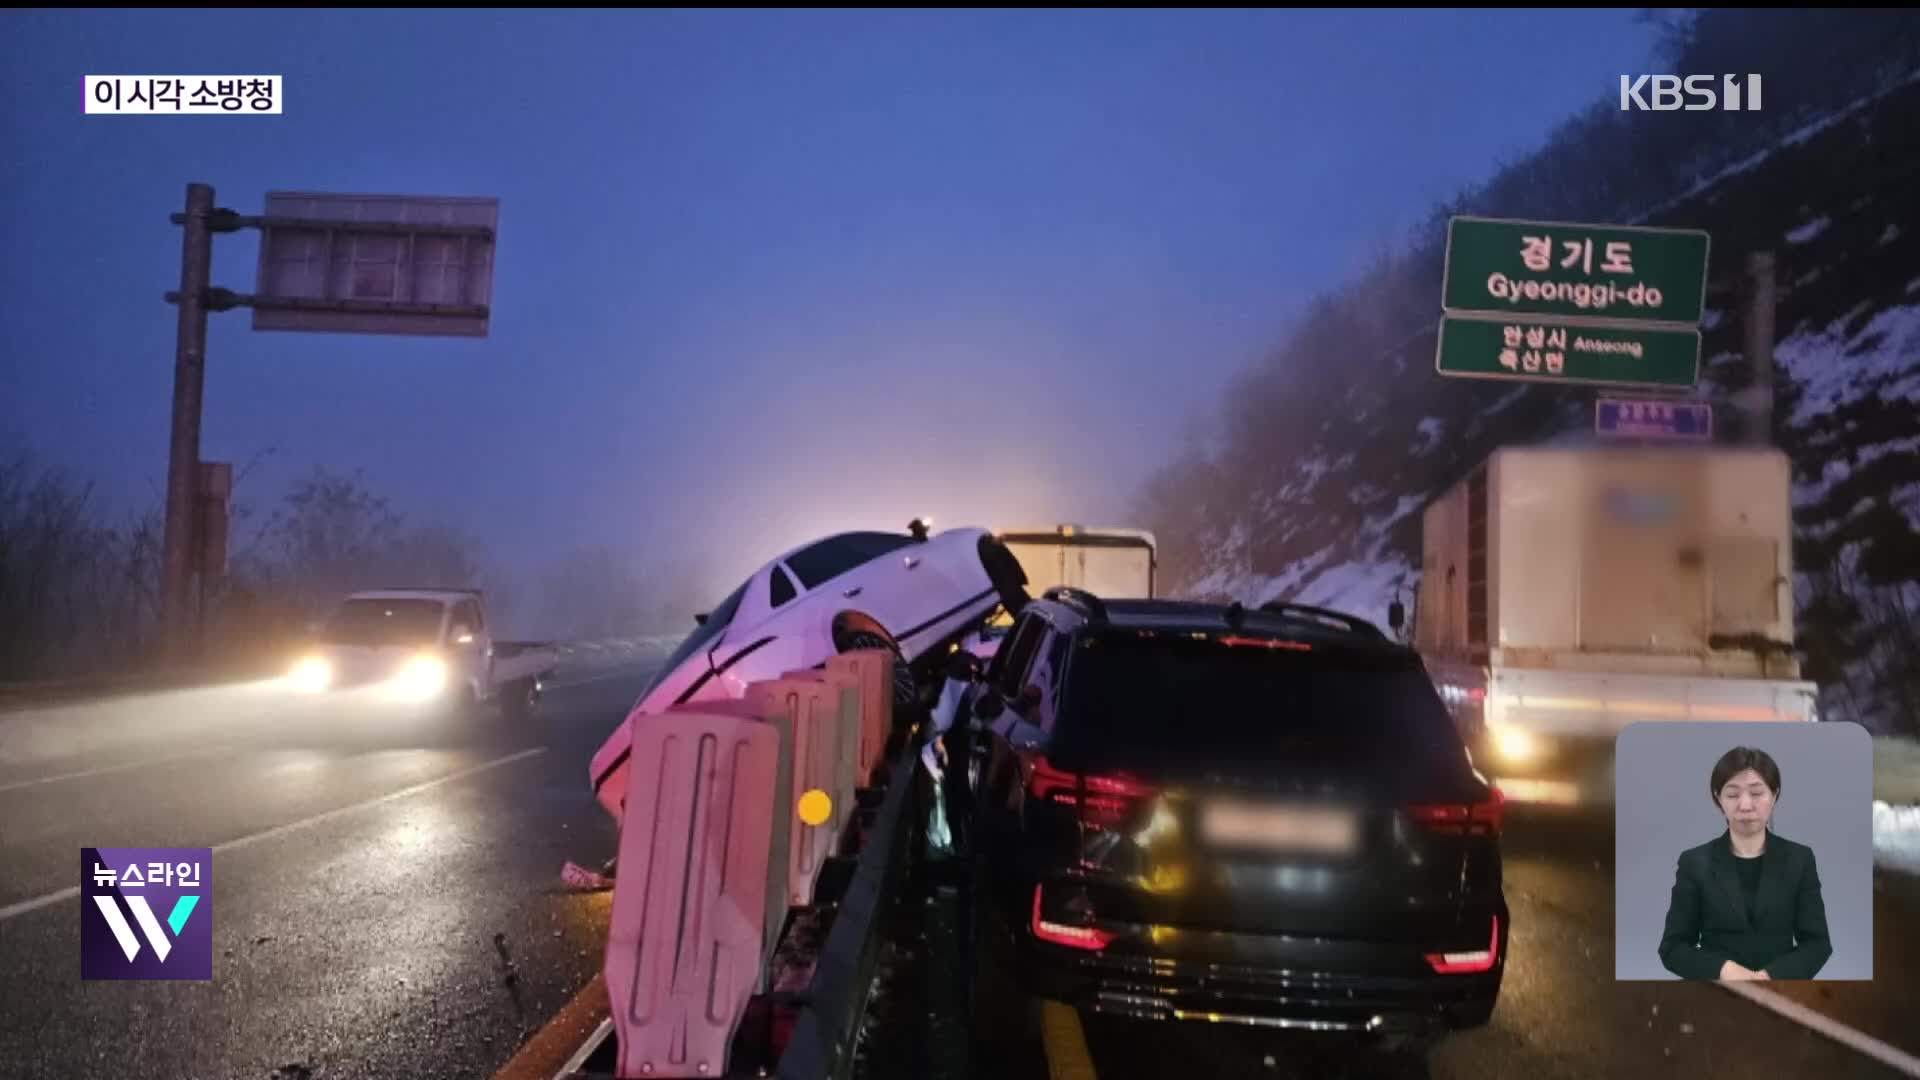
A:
[[1041, 999, 1098, 1080], [0, 745, 235, 794], [0, 746, 548, 924], [545, 668, 650, 691], [1717, 981, 1920, 1077], [491, 973, 610, 1080]]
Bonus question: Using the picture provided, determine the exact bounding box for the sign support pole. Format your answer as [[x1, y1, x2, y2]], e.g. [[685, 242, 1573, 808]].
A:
[[1743, 250, 1776, 445], [162, 182, 214, 658]]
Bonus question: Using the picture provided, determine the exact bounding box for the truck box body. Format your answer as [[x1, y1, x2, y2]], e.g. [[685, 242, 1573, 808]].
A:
[[1413, 446, 1816, 803], [997, 526, 1157, 599]]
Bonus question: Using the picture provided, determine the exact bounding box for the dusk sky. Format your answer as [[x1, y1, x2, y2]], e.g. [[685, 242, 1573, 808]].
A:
[[1, 10, 1659, 611]]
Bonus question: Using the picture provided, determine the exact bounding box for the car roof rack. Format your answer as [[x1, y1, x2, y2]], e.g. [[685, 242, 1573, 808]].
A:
[[1257, 601, 1383, 638], [1042, 586, 1107, 623]]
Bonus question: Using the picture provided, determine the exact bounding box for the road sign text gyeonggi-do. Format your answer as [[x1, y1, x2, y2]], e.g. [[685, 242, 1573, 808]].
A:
[[1597, 398, 1713, 441], [1443, 217, 1710, 325], [1434, 316, 1700, 389]]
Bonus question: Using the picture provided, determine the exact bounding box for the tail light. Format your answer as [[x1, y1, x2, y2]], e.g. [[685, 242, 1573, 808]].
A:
[[1031, 885, 1114, 951], [1026, 755, 1156, 828], [1406, 787, 1505, 836], [1425, 915, 1500, 974]]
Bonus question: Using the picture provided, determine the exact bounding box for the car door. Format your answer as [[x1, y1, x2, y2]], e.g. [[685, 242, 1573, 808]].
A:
[[973, 612, 1054, 913], [782, 532, 921, 640]]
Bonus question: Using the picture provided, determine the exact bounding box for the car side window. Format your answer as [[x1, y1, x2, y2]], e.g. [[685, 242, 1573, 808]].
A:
[[451, 600, 480, 636], [994, 615, 1048, 698], [786, 532, 915, 590], [770, 565, 798, 608], [1041, 632, 1072, 720]]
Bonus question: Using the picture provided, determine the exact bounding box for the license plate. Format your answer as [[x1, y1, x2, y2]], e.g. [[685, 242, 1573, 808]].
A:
[[1200, 801, 1359, 855]]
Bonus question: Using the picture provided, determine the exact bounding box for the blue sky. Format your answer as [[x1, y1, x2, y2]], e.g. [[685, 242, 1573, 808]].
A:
[[0, 10, 1658, 601]]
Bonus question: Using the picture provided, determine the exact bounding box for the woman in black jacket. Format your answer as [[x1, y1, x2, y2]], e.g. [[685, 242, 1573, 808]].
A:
[[1658, 746, 1832, 981]]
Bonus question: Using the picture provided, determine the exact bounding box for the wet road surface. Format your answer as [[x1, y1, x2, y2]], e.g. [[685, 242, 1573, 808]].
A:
[[0, 660, 657, 1080]]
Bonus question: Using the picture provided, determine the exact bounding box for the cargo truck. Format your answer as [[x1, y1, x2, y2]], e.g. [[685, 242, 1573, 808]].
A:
[[1411, 445, 1818, 805], [995, 525, 1157, 599]]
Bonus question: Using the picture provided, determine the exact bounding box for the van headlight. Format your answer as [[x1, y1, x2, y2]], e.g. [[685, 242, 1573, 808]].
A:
[[384, 655, 448, 702], [288, 656, 333, 693]]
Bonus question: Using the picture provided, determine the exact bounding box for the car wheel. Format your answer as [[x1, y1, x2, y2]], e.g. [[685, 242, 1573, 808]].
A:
[[500, 679, 534, 723], [836, 628, 917, 711], [978, 537, 1031, 616]]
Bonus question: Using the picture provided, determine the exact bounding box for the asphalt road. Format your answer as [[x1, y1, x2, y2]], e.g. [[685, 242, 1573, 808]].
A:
[[0, 657, 659, 1080], [5, 668, 1917, 1080], [865, 808, 1920, 1080]]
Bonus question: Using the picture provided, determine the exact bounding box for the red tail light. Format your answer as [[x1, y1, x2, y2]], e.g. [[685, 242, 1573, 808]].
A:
[[1031, 885, 1114, 951], [1406, 788, 1505, 836], [1026, 755, 1156, 828], [1425, 915, 1500, 974]]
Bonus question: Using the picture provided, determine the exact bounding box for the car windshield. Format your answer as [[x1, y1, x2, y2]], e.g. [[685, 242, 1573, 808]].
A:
[[320, 599, 446, 647], [1049, 633, 1464, 775], [641, 578, 751, 700]]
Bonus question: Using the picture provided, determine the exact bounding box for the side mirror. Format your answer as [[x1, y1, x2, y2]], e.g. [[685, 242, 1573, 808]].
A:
[[694, 612, 710, 627], [1388, 601, 1405, 632], [1020, 684, 1044, 709]]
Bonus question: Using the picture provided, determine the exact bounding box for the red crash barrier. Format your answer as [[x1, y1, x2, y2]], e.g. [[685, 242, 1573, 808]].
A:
[[752, 675, 858, 906], [825, 649, 893, 784], [605, 708, 787, 1080]]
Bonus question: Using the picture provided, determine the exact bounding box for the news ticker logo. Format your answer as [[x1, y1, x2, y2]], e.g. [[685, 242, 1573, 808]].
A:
[[81, 847, 212, 981], [85, 76, 282, 115]]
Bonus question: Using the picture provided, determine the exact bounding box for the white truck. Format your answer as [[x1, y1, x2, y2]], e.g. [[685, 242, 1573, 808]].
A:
[[1411, 445, 1818, 805], [994, 525, 1158, 599], [285, 588, 558, 720]]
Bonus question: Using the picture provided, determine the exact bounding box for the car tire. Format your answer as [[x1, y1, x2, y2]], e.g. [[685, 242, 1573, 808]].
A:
[[835, 627, 917, 711], [978, 537, 1031, 616], [500, 679, 535, 723]]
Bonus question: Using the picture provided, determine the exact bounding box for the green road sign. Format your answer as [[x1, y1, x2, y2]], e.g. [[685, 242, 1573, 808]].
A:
[[1435, 315, 1700, 389], [1443, 216, 1710, 325]]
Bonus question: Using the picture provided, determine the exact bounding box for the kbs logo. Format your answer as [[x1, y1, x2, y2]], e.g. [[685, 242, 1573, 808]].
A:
[[81, 847, 212, 981], [1620, 75, 1762, 112]]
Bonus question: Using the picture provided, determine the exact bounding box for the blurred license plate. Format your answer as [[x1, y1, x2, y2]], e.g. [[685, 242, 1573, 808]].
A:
[[1200, 801, 1358, 854]]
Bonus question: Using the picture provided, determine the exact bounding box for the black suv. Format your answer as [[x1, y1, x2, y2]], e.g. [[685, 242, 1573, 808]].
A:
[[961, 589, 1507, 1063]]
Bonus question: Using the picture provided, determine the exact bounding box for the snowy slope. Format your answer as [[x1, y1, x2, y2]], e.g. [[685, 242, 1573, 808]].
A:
[[1155, 71, 1920, 732]]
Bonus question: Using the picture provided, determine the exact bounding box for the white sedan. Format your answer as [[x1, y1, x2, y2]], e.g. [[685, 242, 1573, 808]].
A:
[[589, 525, 1028, 820]]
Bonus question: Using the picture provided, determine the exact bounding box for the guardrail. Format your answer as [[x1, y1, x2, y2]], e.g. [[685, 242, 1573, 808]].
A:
[[560, 648, 918, 1080]]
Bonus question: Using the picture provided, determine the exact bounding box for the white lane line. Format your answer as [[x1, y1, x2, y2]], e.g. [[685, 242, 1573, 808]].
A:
[[0, 746, 547, 924], [545, 668, 648, 691], [558, 1018, 613, 1077], [0, 745, 237, 794], [1717, 981, 1920, 1077]]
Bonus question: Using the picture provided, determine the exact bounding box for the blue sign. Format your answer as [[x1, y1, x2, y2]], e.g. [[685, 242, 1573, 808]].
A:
[[1596, 398, 1711, 441]]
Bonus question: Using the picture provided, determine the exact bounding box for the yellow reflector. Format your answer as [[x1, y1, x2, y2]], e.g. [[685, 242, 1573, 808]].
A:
[[798, 789, 833, 827]]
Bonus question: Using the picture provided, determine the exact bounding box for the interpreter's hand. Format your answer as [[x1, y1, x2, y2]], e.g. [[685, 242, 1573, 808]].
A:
[[933, 735, 947, 769], [1719, 961, 1765, 981]]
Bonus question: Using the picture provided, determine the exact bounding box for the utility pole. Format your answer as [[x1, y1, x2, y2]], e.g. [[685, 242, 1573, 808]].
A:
[[1743, 250, 1776, 445], [162, 182, 214, 657]]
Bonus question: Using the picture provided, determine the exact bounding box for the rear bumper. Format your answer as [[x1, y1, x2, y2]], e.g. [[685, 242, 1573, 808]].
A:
[[1003, 910, 1505, 1038]]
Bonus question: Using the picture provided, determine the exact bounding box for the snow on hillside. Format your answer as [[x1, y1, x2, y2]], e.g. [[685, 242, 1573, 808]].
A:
[[1779, 303, 1920, 426]]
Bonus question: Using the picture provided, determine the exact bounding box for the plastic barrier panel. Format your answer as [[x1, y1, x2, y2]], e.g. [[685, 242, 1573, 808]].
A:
[[825, 649, 894, 783], [747, 676, 858, 905], [687, 699, 794, 988], [783, 667, 864, 804], [606, 708, 786, 1080]]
